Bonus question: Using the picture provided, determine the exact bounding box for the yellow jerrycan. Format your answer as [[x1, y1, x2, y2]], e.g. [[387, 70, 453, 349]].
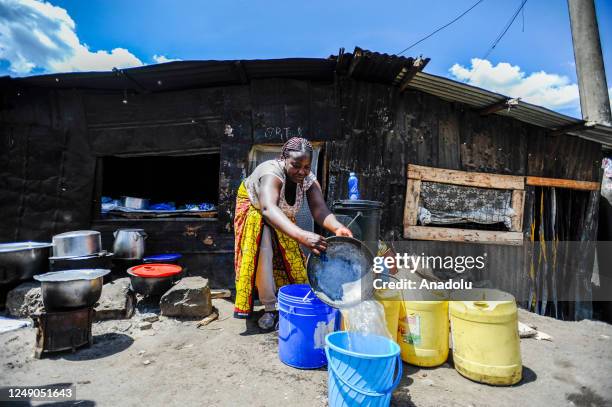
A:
[[449, 289, 522, 385], [398, 294, 449, 367], [374, 288, 402, 343]]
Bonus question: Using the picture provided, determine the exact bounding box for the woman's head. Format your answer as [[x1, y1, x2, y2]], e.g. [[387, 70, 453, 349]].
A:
[[280, 137, 313, 184]]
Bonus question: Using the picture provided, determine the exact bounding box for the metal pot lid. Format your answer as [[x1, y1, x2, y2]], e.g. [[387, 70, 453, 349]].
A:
[[34, 269, 110, 282], [53, 230, 101, 239], [0, 242, 52, 253], [49, 251, 112, 261], [306, 236, 375, 309]]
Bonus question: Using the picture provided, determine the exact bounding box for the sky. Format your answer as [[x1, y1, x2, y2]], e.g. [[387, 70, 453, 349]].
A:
[[0, 0, 611, 118]]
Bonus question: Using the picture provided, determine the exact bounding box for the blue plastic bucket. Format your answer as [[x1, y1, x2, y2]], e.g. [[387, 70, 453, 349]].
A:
[[278, 284, 339, 369], [325, 331, 402, 407]]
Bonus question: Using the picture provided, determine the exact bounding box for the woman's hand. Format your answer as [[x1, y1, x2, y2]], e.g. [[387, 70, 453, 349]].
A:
[[298, 231, 328, 255], [334, 226, 353, 238]]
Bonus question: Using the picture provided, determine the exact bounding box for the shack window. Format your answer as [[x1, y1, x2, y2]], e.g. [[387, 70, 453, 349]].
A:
[[96, 152, 220, 219], [403, 164, 525, 245]]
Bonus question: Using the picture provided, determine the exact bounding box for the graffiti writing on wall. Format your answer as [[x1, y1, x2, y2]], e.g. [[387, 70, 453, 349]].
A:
[[263, 127, 304, 141]]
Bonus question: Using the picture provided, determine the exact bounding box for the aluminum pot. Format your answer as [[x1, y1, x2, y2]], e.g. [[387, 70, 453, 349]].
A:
[[126, 268, 176, 296], [49, 251, 113, 272], [113, 229, 147, 260], [0, 242, 52, 285], [52, 230, 102, 258], [121, 196, 149, 210], [34, 269, 110, 311]]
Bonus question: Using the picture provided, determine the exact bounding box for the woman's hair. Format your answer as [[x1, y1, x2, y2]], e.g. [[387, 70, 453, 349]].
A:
[[279, 137, 313, 159]]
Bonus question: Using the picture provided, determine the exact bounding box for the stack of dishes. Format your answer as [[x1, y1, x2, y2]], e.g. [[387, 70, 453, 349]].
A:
[[49, 231, 113, 272]]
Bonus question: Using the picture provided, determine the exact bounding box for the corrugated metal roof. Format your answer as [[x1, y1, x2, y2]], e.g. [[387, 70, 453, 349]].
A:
[[408, 71, 612, 148], [5, 48, 611, 147], [335, 47, 429, 85], [6, 58, 337, 92]]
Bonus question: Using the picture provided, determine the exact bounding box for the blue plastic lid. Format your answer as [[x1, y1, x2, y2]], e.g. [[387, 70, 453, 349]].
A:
[[143, 253, 182, 262]]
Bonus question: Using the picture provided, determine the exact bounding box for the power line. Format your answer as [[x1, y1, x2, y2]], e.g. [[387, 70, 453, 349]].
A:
[[481, 0, 528, 62], [397, 0, 485, 56]]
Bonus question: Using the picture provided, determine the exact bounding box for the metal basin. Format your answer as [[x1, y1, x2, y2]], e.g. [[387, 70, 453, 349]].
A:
[[306, 236, 375, 309], [34, 269, 110, 311], [0, 242, 52, 285], [52, 230, 102, 258], [127, 268, 179, 297]]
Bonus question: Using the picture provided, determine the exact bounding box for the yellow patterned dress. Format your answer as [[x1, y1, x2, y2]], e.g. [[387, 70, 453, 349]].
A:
[[233, 180, 309, 318]]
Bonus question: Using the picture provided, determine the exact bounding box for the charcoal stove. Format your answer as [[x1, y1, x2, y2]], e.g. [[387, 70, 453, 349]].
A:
[[32, 307, 95, 359]]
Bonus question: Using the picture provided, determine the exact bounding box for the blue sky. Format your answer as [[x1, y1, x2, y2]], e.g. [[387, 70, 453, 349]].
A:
[[1, 0, 611, 118]]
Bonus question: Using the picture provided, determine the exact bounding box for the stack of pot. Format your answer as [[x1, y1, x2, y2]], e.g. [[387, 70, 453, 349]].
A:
[[112, 229, 147, 275], [49, 230, 113, 272]]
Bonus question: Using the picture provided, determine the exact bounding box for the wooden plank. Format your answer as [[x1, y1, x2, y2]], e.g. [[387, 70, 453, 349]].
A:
[[525, 176, 600, 191], [511, 190, 525, 232], [408, 164, 524, 190], [211, 289, 231, 299], [403, 179, 421, 227], [478, 98, 520, 116], [405, 226, 524, 246]]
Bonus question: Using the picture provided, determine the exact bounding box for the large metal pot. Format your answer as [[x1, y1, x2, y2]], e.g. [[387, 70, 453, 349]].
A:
[[49, 251, 113, 272], [121, 196, 149, 210], [52, 230, 102, 258], [0, 242, 52, 285], [34, 269, 110, 310], [113, 229, 147, 259], [126, 264, 182, 297], [126, 269, 175, 296]]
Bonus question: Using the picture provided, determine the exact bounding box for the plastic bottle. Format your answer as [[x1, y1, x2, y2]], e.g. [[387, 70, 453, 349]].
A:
[[348, 172, 360, 200]]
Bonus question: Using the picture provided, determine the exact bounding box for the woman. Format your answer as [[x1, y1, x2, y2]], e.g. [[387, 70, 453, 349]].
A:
[[234, 137, 352, 329]]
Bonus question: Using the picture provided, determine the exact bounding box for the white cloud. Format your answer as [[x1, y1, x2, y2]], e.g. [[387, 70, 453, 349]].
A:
[[153, 54, 182, 64], [449, 58, 580, 113], [0, 0, 143, 74]]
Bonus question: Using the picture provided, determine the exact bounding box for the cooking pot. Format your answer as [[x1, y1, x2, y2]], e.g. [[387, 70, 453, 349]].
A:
[[127, 264, 182, 296], [52, 230, 102, 258], [34, 269, 110, 310], [113, 229, 147, 259], [121, 196, 149, 210], [49, 251, 113, 272], [306, 236, 375, 309], [0, 242, 52, 285]]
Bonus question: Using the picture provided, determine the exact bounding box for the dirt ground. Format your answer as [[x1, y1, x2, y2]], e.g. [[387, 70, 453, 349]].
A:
[[1, 298, 612, 407]]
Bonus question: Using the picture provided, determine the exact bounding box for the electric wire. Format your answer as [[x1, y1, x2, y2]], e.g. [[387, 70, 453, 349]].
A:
[[397, 0, 485, 56], [481, 0, 528, 62]]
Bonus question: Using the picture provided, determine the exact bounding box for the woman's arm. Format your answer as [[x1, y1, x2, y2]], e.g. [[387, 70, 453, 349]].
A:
[[307, 180, 353, 237], [259, 175, 328, 254]]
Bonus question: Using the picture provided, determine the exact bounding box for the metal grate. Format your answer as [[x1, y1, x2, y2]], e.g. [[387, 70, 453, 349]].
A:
[[418, 182, 514, 231]]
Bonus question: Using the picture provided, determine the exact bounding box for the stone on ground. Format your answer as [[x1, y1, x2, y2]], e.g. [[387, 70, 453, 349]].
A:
[[94, 278, 136, 321], [6, 282, 43, 318], [160, 277, 212, 318]]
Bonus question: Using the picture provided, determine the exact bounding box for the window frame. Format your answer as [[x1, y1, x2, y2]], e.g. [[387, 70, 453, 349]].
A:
[[92, 149, 221, 222], [403, 164, 525, 246]]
